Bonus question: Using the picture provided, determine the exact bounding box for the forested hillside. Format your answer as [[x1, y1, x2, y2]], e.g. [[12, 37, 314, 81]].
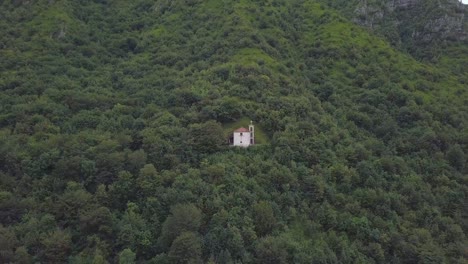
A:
[[0, 0, 467, 263], [321, 0, 468, 74]]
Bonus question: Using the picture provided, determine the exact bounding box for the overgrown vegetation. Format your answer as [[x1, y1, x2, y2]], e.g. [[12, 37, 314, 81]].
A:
[[0, 0, 466, 263]]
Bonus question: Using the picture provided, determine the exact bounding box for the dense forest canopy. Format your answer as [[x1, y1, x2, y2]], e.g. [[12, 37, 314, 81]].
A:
[[0, 0, 467, 263]]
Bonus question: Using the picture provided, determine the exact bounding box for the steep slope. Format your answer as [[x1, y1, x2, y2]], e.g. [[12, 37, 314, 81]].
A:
[[320, 0, 467, 48], [0, 0, 466, 263], [320, 0, 468, 80]]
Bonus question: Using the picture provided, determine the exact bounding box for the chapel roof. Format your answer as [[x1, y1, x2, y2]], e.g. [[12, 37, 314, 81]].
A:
[[234, 127, 250, 133]]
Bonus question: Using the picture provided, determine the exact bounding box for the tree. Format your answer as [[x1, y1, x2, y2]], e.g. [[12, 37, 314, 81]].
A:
[[137, 164, 160, 197], [159, 204, 202, 249], [127, 150, 147, 172], [118, 248, 136, 264], [55, 182, 93, 226], [117, 203, 152, 256], [110, 171, 137, 208], [0, 224, 18, 263], [42, 229, 72, 263], [92, 248, 108, 264], [252, 201, 276, 236], [255, 236, 289, 264], [446, 144, 465, 170], [14, 246, 32, 264], [79, 206, 113, 238], [168, 232, 202, 264], [188, 121, 225, 155]]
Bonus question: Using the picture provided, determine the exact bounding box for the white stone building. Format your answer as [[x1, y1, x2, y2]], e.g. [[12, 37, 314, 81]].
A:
[[232, 122, 255, 147]]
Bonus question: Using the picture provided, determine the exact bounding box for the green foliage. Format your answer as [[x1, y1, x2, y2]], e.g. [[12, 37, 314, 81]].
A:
[[159, 204, 202, 250], [0, 224, 18, 263], [168, 232, 203, 264], [254, 236, 289, 264], [252, 201, 276, 237], [188, 120, 225, 155], [42, 229, 72, 263], [118, 248, 136, 264], [0, 0, 466, 263], [447, 144, 466, 171]]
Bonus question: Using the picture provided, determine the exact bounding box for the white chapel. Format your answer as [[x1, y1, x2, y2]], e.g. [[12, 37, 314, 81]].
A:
[[232, 121, 255, 147]]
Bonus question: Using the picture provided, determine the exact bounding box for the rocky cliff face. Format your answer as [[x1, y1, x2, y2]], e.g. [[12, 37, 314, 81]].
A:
[[322, 0, 467, 59], [391, 0, 420, 9], [353, 0, 466, 43]]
